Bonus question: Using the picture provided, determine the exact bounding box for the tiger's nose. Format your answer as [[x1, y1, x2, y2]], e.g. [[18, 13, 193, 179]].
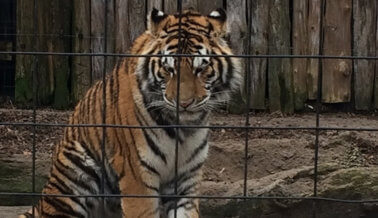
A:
[[179, 99, 194, 108]]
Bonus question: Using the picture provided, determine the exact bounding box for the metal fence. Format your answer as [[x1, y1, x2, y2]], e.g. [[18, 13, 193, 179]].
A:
[[0, 0, 378, 218]]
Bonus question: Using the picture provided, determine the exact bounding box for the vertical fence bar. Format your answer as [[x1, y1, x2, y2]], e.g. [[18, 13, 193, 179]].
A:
[[313, 0, 325, 217], [101, 0, 109, 216], [32, 0, 38, 217], [174, 1, 183, 218], [243, 0, 253, 197]]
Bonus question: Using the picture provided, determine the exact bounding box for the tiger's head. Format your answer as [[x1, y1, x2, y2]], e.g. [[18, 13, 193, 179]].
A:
[[135, 8, 242, 123]]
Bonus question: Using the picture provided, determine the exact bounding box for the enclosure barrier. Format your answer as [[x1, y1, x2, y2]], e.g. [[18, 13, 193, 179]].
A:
[[0, 0, 378, 218]]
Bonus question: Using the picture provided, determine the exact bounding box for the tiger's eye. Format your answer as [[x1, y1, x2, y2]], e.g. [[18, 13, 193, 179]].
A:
[[164, 66, 174, 73], [195, 67, 203, 75]]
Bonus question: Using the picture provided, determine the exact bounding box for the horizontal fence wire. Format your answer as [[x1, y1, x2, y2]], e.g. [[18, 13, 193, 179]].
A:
[[1, 51, 378, 59], [1, 192, 378, 204], [0, 122, 377, 131]]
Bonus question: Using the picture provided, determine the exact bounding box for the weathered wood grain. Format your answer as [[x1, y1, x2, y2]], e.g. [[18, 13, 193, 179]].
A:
[[114, 0, 146, 57], [226, 0, 247, 113], [322, 0, 352, 103], [249, 0, 269, 110], [147, 0, 163, 11], [49, 0, 71, 108], [353, 0, 376, 110], [91, 0, 106, 82], [72, 0, 91, 103], [198, 0, 223, 15], [15, 0, 34, 105], [164, 0, 198, 13], [267, 0, 294, 113], [292, 0, 308, 110], [307, 0, 321, 100]]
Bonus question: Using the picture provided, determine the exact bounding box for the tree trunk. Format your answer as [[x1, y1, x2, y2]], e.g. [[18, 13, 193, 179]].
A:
[[292, 0, 308, 110], [353, 0, 376, 110], [307, 0, 321, 100], [71, 0, 91, 103], [322, 0, 352, 103], [249, 0, 269, 110], [267, 0, 294, 113]]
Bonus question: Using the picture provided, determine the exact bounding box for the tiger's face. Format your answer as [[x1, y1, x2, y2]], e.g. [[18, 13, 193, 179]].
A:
[[136, 8, 242, 122]]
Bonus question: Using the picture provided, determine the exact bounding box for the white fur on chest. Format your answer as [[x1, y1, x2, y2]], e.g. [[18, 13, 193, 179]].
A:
[[152, 127, 209, 183]]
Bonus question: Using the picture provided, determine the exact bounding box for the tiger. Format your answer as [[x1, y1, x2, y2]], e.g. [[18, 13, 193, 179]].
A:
[[20, 8, 242, 218]]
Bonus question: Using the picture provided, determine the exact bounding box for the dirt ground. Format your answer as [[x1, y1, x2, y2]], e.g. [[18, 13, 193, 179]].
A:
[[0, 108, 377, 217], [1, 108, 377, 179]]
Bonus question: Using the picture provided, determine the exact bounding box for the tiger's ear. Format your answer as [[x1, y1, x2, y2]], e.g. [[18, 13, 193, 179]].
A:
[[147, 8, 168, 35], [207, 8, 227, 37]]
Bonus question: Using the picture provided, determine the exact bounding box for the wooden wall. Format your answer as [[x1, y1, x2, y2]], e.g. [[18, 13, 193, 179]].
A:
[[14, 0, 378, 112]]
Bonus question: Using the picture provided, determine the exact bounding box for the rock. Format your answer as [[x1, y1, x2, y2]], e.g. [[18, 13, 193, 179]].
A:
[[0, 154, 50, 206], [200, 165, 378, 218]]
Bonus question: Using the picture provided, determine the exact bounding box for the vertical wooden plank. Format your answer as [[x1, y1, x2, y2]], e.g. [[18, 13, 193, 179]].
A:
[[353, 0, 376, 110], [164, 0, 198, 14], [307, 0, 321, 100], [376, 5, 378, 109], [15, 0, 34, 105], [106, 0, 115, 74], [292, 0, 308, 110], [147, 0, 163, 11], [36, 0, 54, 105], [114, 0, 146, 55], [91, 0, 105, 82], [72, 0, 91, 103], [198, 0, 223, 15], [50, 0, 71, 108], [322, 0, 352, 103], [249, 0, 269, 110], [267, 0, 294, 113], [226, 0, 247, 113]]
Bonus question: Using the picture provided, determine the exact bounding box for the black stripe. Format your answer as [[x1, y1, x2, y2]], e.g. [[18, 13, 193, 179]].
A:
[[48, 177, 87, 212], [140, 159, 160, 176], [141, 181, 159, 193], [142, 129, 167, 164], [62, 150, 100, 183], [54, 159, 94, 192], [186, 139, 207, 164], [43, 196, 85, 218]]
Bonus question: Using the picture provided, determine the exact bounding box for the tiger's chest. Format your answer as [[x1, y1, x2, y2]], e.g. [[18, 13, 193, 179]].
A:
[[141, 126, 209, 183]]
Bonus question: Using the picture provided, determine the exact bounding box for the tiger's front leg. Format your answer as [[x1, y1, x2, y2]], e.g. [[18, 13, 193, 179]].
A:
[[118, 167, 160, 218], [167, 198, 199, 218], [163, 172, 202, 218]]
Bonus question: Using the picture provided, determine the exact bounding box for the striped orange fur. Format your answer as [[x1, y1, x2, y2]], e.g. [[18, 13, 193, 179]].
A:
[[20, 8, 241, 218]]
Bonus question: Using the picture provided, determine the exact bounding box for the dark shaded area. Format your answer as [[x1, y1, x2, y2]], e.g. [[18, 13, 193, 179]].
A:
[[0, 0, 16, 99]]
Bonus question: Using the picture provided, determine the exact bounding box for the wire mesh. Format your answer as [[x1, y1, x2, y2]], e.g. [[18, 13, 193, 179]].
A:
[[0, 0, 377, 218]]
